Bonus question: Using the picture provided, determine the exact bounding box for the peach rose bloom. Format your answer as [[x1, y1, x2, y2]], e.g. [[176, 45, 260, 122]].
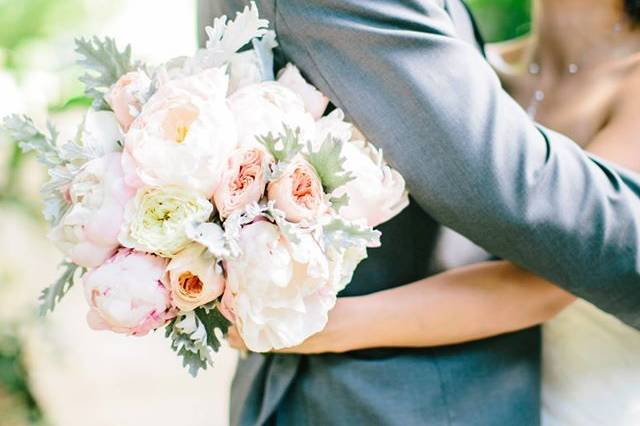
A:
[[167, 244, 225, 312], [267, 156, 325, 223], [213, 145, 272, 218], [105, 71, 151, 131]]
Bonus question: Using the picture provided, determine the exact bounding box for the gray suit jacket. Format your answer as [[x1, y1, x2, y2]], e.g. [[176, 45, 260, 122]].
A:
[[198, 1, 640, 425], [201, 0, 640, 328]]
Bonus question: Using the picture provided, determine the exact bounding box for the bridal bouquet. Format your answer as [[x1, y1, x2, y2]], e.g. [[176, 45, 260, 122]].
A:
[[2, 3, 408, 375]]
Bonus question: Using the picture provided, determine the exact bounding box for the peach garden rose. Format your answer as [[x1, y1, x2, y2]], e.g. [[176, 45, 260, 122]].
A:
[[105, 70, 152, 132], [267, 156, 326, 223], [167, 244, 225, 311], [213, 145, 272, 218]]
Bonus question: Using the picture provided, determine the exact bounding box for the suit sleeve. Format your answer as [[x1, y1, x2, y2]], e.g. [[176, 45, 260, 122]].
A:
[[270, 0, 640, 327]]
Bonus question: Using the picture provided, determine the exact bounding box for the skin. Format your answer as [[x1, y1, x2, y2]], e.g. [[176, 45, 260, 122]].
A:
[[229, 0, 640, 354]]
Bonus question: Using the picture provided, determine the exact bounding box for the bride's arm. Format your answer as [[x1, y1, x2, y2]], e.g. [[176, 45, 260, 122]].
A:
[[289, 262, 574, 353], [227, 261, 576, 354]]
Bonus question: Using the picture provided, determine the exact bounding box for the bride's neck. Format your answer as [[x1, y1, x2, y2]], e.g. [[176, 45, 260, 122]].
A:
[[531, 0, 638, 72]]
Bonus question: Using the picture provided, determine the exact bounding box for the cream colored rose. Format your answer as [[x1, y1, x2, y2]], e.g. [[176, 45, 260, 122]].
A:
[[105, 70, 152, 132], [213, 145, 272, 219], [118, 186, 213, 257], [267, 156, 326, 223], [167, 244, 225, 311], [277, 64, 329, 120]]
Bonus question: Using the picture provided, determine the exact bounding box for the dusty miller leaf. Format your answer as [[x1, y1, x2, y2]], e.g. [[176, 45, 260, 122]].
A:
[[2, 115, 62, 167], [75, 36, 138, 110], [257, 126, 303, 163], [329, 193, 350, 212], [204, 1, 269, 67], [305, 136, 355, 193], [322, 216, 381, 251], [166, 305, 230, 377], [39, 261, 84, 316]]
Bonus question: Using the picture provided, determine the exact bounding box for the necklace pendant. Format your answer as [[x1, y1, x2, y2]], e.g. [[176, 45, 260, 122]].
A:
[[568, 63, 579, 74], [528, 63, 541, 75]]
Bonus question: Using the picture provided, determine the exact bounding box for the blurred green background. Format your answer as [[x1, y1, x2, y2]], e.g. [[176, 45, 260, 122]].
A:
[[468, 0, 532, 42], [0, 1, 531, 425]]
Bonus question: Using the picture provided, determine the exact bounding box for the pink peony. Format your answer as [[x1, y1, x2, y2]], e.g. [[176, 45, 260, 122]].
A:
[[48, 153, 135, 268], [83, 249, 175, 336]]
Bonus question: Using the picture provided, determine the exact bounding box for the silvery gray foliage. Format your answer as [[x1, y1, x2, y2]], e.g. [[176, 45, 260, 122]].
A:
[[75, 36, 139, 110], [38, 261, 85, 316], [305, 136, 355, 194], [321, 215, 381, 251], [204, 1, 269, 68], [165, 305, 230, 377], [3, 115, 62, 167], [2, 115, 76, 225]]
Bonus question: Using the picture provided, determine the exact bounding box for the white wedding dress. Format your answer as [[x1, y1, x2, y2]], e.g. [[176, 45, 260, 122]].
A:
[[542, 300, 640, 426], [434, 228, 640, 425]]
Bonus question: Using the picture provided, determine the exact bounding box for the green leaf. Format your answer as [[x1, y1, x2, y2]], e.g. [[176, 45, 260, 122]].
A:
[[75, 36, 138, 110], [305, 136, 355, 193], [257, 126, 303, 163], [166, 305, 230, 377], [2, 115, 62, 168], [38, 261, 84, 316], [322, 216, 381, 251]]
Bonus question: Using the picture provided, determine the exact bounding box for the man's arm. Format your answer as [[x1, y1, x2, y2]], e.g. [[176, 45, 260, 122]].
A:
[[269, 0, 640, 327], [203, 0, 640, 327]]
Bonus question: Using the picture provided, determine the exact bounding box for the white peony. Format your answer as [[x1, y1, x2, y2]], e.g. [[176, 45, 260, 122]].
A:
[[118, 186, 213, 257], [327, 245, 369, 293], [228, 81, 316, 147], [122, 67, 237, 197], [277, 64, 329, 120], [48, 152, 134, 268], [318, 110, 409, 227], [224, 220, 337, 352], [81, 109, 123, 156]]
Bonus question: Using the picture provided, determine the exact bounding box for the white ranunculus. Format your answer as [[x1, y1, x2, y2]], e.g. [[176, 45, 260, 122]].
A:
[[122, 67, 237, 197], [224, 220, 336, 352], [167, 243, 225, 312], [48, 153, 134, 268], [118, 186, 213, 257], [319, 110, 409, 227], [228, 81, 316, 147]]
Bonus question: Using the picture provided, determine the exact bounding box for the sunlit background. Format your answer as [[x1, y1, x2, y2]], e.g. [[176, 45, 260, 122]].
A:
[[0, 1, 529, 425]]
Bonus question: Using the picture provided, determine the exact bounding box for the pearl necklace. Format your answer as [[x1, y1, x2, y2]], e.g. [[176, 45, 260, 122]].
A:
[[526, 21, 625, 119]]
